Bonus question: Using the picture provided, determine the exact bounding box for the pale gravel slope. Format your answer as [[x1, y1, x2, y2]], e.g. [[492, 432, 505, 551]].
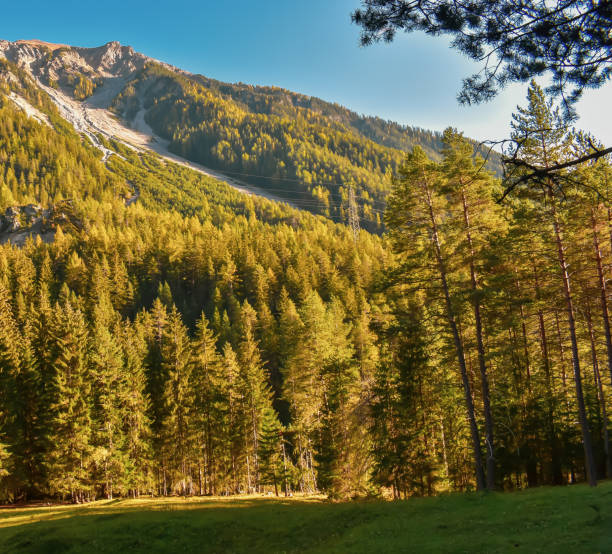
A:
[[7, 92, 51, 127]]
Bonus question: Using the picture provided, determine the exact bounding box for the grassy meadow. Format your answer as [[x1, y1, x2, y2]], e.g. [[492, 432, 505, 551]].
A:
[[0, 482, 611, 553]]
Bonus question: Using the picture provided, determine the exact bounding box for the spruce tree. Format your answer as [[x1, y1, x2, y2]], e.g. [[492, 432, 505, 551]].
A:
[[222, 343, 246, 493], [160, 306, 195, 495], [0, 282, 21, 495], [237, 309, 273, 493], [191, 314, 225, 495], [90, 297, 128, 499], [314, 299, 361, 499], [119, 320, 152, 497], [258, 406, 286, 496], [47, 302, 93, 502]]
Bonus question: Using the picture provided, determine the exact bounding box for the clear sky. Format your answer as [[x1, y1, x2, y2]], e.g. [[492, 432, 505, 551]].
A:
[[1, 0, 610, 144]]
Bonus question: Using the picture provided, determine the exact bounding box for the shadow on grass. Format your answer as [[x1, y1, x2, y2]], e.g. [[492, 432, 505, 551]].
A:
[[1, 484, 612, 553], [1, 497, 376, 554]]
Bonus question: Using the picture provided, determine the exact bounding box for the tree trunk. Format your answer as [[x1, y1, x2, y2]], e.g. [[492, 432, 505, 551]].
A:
[[591, 207, 612, 387], [282, 440, 289, 497], [423, 181, 485, 490], [514, 273, 532, 386], [585, 301, 612, 478], [533, 261, 563, 484], [554, 310, 572, 413], [198, 461, 203, 496], [461, 189, 495, 490], [439, 417, 450, 480], [550, 197, 597, 486]]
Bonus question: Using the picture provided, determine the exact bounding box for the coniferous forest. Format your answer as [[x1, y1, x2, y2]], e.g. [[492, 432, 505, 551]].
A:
[[0, 34, 611, 508]]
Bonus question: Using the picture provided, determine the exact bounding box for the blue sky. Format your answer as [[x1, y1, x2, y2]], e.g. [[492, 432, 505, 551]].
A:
[[1, 0, 610, 144]]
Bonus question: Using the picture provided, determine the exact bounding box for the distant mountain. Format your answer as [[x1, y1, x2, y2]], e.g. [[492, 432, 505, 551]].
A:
[[0, 39, 499, 231]]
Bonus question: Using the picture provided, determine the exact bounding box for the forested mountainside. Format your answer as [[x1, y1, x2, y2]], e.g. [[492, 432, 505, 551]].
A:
[[0, 39, 498, 233], [114, 64, 499, 230], [0, 63, 390, 500], [0, 40, 611, 504], [191, 74, 445, 154]]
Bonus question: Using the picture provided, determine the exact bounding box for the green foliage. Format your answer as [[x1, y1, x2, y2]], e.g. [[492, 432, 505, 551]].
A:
[[46, 302, 92, 501], [257, 407, 287, 495], [0, 82, 386, 499], [0, 70, 610, 504], [0, 98, 127, 210], [71, 75, 96, 100], [352, 1, 611, 110]]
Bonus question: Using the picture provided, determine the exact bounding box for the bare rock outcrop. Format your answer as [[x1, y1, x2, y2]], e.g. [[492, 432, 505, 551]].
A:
[[0, 202, 79, 246]]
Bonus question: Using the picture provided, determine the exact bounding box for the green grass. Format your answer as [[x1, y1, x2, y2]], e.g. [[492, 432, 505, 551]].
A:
[[1, 482, 611, 553]]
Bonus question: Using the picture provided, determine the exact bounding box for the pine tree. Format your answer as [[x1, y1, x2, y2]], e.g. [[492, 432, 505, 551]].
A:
[[314, 299, 361, 499], [385, 146, 487, 490], [89, 297, 128, 499], [508, 81, 597, 486], [10, 320, 47, 497], [440, 128, 501, 489], [141, 298, 168, 493], [118, 320, 152, 497], [371, 297, 436, 498], [281, 291, 328, 493], [258, 406, 286, 496], [0, 282, 21, 496], [237, 309, 273, 493], [221, 343, 246, 493]]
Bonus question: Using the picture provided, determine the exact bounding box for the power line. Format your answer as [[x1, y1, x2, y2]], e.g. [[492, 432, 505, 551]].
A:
[[348, 185, 361, 243]]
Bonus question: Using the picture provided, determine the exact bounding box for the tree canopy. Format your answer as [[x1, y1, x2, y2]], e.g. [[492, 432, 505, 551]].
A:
[[353, 1, 612, 193], [352, 1, 612, 110]]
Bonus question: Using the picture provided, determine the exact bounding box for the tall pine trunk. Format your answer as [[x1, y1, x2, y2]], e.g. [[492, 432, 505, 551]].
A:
[[533, 261, 563, 484], [423, 180, 486, 490], [585, 302, 612, 477], [461, 188, 495, 490], [591, 207, 612, 387], [550, 196, 597, 486]]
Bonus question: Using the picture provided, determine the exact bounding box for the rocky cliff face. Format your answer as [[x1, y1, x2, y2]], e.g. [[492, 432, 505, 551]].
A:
[[0, 39, 179, 103], [0, 39, 148, 80]]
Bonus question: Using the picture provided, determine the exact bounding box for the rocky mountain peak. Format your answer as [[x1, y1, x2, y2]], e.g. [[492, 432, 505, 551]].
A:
[[73, 40, 143, 76]]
